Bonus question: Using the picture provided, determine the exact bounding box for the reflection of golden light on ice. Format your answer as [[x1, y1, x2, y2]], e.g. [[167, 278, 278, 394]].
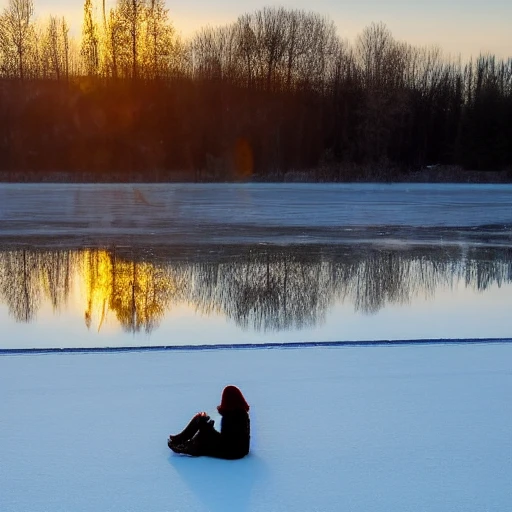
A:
[[74, 249, 183, 334], [79, 250, 113, 332]]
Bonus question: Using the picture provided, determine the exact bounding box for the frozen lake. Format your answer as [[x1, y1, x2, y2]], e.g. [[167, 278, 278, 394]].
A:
[[1, 182, 512, 245], [1, 183, 511, 349], [2, 184, 511, 512]]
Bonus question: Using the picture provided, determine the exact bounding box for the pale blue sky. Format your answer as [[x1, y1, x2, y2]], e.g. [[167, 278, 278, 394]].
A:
[[7, 0, 512, 58]]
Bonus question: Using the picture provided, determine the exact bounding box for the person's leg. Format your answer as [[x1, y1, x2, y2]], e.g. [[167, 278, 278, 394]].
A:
[[168, 413, 210, 446], [169, 425, 218, 457]]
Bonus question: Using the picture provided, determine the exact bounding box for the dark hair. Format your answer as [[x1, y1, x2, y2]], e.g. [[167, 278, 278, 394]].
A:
[[217, 385, 250, 415]]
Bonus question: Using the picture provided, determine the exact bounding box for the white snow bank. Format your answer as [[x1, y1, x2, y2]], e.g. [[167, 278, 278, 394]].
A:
[[1, 343, 511, 512]]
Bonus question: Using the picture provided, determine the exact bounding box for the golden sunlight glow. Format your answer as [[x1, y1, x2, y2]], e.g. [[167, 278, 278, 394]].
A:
[[79, 249, 184, 333], [82, 249, 113, 331]]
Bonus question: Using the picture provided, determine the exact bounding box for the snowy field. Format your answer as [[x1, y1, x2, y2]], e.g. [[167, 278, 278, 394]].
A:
[[1, 183, 512, 246], [2, 343, 511, 512]]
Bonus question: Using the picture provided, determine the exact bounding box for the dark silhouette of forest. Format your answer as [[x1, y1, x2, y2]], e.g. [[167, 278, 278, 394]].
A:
[[0, 0, 511, 181]]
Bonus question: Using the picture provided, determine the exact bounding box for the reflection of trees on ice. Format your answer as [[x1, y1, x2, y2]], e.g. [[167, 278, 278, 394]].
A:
[[0, 245, 511, 333], [0, 249, 73, 322]]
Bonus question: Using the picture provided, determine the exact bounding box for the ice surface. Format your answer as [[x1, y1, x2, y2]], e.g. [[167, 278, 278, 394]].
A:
[[2, 183, 510, 349], [1, 183, 512, 246], [1, 343, 511, 512]]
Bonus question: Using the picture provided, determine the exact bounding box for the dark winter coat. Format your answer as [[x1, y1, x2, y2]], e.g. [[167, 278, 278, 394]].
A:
[[170, 411, 250, 460]]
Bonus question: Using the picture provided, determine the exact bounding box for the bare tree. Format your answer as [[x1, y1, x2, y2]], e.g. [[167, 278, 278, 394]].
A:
[[62, 17, 69, 81], [44, 16, 60, 80], [142, 0, 174, 79], [356, 22, 396, 89], [117, 0, 147, 79], [235, 15, 257, 89], [192, 24, 237, 82], [0, 0, 34, 80], [254, 7, 288, 91], [81, 0, 99, 76], [47, 16, 61, 80], [294, 12, 338, 92], [102, 7, 123, 78]]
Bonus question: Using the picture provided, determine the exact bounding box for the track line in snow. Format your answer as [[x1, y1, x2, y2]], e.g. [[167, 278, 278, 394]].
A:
[[1, 337, 511, 356]]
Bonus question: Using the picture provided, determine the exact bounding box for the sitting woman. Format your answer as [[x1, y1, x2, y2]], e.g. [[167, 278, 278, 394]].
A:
[[168, 385, 250, 460]]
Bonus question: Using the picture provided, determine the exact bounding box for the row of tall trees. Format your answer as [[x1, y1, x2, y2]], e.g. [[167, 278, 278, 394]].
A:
[[82, 0, 184, 79], [0, 0, 71, 80], [0, 0, 511, 178]]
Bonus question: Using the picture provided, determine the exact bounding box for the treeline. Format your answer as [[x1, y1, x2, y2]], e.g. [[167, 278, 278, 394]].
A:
[[0, 0, 511, 180]]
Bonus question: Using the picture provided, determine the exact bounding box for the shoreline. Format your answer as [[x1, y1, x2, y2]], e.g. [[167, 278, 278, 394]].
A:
[[1, 166, 511, 184]]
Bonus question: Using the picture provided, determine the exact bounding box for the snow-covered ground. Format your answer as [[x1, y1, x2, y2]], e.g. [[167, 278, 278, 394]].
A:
[[2, 343, 511, 512], [1, 183, 512, 246]]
